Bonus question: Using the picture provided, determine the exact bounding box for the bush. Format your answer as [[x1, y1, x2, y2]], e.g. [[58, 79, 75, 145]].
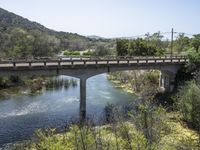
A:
[[63, 50, 80, 56], [82, 51, 92, 56], [177, 81, 200, 130]]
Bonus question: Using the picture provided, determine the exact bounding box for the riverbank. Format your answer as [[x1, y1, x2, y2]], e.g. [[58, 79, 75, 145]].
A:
[[9, 78, 198, 149], [0, 77, 46, 99], [0, 76, 78, 100], [107, 75, 138, 95], [10, 112, 198, 149], [106, 72, 199, 149], [1, 74, 199, 149]]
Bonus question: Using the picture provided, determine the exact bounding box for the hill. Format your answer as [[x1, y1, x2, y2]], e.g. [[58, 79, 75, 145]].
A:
[[0, 8, 114, 59]]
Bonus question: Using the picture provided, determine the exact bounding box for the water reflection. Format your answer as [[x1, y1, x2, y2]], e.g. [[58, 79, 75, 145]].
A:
[[45, 77, 78, 90]]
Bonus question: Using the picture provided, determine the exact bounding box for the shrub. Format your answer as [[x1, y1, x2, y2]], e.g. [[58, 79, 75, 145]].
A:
[[177, 81, 200, 130], [63, 50, 80, 56]]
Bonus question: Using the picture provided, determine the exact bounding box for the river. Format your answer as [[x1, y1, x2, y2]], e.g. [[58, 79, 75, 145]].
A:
[[0, 74, 135, 146]]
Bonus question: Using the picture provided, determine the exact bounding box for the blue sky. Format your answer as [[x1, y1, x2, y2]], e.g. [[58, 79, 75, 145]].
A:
[[0, 0, 199, 38]]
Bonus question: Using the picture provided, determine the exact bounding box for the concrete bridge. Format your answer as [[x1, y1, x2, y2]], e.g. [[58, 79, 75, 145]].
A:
[[0, 55, 188, 121]]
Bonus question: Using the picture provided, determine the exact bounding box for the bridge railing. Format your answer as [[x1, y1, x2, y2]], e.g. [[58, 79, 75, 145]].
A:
[[0, 55, 188, 68], [0, 55, 187, 62]]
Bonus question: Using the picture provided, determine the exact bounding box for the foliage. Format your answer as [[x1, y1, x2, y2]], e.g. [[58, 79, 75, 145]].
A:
[[191, 34, 200, 53], [1, 7, 200, 60], [132, 105, 170, 149], [13, 103, 199, 150], [104, 103, 116, 123], [20, 123, 147, 150], [160, 112, 198, 150], [174, 33, 190, 53], [116, 39, 129, 56], [115, 32, 200, 56], [82, 50, 93, 56], [177, 81, 200, 130], [116, 31, 168, 56], [0, 8, 114, 59], [24, 77, 44, 93], [0, 76, 24, 89], [188, 52, 200, 64], [109, 70, 159, 94], [175, 52, 200, 86], [128, 38, 162, 56], [174, 79, 200, 150], [63, 50, 80, 56]]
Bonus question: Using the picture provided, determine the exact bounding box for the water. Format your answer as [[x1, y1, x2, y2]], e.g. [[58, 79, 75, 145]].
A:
[[0, 74, 135, 146]]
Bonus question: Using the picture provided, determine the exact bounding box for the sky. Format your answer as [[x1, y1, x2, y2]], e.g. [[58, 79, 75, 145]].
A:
[[0, 0, 200, 38]]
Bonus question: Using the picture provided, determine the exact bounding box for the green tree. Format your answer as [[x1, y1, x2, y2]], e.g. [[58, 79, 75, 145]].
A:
[[174, 33, 190, 53], [93, 44, 112, 56], [128, 38, 147, 56], [116, 39, 129, 56], [7, 28, 34, 59], [177, 80, 200, 148], [191, 34, 200, 53]]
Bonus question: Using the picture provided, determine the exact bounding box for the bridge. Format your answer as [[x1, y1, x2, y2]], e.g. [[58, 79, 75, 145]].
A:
[[0, 55, 188, 122]]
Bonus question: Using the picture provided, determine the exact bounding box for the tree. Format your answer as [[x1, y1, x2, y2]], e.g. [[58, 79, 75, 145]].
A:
[[191, 34, 200, 53], [93, 44, 112, 56], [7, 28, 34, 59], [129, 73, 168, 149], [177, 81, 200, 129], [148, 31, 164, 50], [177, 80, 200, 149], [128, 38, 147, 56], [116, 39, 129, 56], [174, 33, 190, 53]]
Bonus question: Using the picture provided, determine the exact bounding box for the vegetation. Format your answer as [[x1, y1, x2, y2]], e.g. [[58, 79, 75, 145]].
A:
[[0, 76, 24, 89], [174, 54, 200, 148], [13, 74, 199, 149], [1, 7, 200, 60], [106, 51, 200, 149], [116, 33, 200, 56], [82, 50, 93, 56], [0, 8, 115, 59], [1, 6, 200, 150], [116, 33, 166, 56], [16, 120, 196, 149], [191, 34, 200, 53], [0, 76, 78, 98], [63, 50, 81, 56], [177, 81, 200, 130], [108, 70, 159, 94]]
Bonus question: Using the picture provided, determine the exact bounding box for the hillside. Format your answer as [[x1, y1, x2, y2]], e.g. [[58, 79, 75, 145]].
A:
[[0, 8, 114, 59]]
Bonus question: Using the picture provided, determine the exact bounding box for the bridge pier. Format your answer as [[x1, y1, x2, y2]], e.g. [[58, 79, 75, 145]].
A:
[[80, 77, 87, 123], [160, 70, 176, 92]]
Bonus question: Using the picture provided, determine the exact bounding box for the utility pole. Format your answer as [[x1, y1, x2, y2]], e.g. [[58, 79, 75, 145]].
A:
[[171, 28, 174, 57], [146, 32, 150, 56]]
